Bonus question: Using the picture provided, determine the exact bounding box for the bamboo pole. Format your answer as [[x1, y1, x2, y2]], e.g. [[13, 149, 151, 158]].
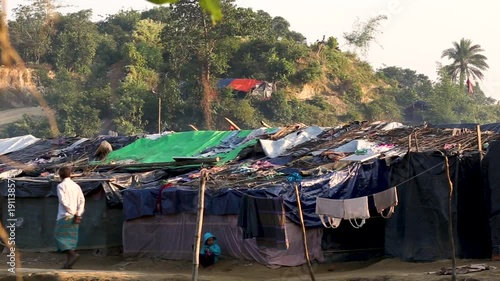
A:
[[192, 170, 207, 281], [225, 117, 241, 130], [444, 157, 456, 281], [414, 132, 419, 152], [158, 97, 162, 134], [476, 125, 483, 152], [293, 182, 316, 281], [408, 135, 412, 152]]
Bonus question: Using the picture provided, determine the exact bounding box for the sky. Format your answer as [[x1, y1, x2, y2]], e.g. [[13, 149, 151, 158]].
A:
[[4, 0, 500, 98]]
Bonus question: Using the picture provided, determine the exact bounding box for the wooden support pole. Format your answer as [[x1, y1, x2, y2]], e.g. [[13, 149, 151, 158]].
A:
[[192, 170, 207, 281], [158, 97, 162, 134], [293, 182, 316, 281], [413, 132, 419, 152], [444, 157, 457, 281], [225, 117, 241, 130], [477, 125, 483, 152], [408, 135, 412, 152], [189, 124, 199, 131]]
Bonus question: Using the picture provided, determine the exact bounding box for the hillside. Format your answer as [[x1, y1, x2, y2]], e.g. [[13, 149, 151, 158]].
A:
[[1, 0, 499, 138]]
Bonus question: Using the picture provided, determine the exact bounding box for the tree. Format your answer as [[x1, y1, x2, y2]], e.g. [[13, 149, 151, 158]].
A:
[[50, 10, 100, 75], [343, 15, 387, 56], [146, 0, 222, 23], [8, 0, 61, 63], [162, 0, 260, 128], [441, 38, 489, 90]]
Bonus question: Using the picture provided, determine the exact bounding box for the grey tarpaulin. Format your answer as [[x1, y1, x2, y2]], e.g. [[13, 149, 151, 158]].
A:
[[123, 213, 324, 267], [1, 189, 122, 251]]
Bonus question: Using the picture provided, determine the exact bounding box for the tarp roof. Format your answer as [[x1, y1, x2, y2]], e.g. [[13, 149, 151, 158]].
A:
[[217, 78, 263, 92], [105, 130, 262, 164], [0, 135, 39, 156]]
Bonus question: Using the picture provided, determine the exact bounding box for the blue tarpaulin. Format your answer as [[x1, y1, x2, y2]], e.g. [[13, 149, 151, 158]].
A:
[[122, 160, 390, 227]]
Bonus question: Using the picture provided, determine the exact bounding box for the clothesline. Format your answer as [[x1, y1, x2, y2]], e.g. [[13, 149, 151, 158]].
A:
[[209, 160, 445, 201], [315, 160, 447, 229]]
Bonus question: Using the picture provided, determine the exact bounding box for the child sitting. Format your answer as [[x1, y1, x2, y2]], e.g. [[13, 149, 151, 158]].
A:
[[199, 232, 221, 267]]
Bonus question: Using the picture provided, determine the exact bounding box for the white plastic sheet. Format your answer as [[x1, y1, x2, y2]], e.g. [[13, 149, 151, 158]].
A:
[[334, 140, 376, 153], [260, 126, 324, 159], [0, 135, 39, 155]]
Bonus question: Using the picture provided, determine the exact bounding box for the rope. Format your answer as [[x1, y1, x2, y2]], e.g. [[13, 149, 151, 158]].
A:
[[349, 218, 366, 229], [379, 206, 395, 219]]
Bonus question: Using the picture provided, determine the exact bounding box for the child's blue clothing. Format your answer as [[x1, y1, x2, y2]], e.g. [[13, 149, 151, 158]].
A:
[[201, 232, 221, 263]]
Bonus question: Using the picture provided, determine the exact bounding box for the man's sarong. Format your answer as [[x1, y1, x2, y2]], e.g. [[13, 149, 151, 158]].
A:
[[54, 217, 79, 251]]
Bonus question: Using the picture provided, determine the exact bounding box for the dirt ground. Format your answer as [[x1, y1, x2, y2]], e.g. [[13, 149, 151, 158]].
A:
[[0, 252, 499, 281]]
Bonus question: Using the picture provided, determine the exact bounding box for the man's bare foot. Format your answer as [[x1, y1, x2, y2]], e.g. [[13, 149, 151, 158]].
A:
[[66, 253, 80, 269]]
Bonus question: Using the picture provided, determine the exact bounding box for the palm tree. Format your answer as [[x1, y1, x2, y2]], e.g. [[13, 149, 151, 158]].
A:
[[441, 38, 489, 90]]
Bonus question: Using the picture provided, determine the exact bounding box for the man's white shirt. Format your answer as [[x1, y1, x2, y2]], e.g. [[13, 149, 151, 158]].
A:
[[56, 178, 85, 220]]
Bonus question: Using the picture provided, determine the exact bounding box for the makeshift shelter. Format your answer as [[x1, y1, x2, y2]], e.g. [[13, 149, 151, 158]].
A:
[[1, 121, 499, 266], [217, 78, 273, 99]]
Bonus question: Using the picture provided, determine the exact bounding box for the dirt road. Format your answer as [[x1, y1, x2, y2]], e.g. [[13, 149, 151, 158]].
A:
[[0, 252, 499, 281], [0, 107, 45, 127]]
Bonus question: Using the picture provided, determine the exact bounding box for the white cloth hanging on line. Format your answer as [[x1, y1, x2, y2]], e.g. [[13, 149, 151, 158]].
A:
[[315, 197, 344, 228], [373, 187, 398, 218], [344, 196, 370, 229], [315, 196, 371, 229], [343, 197, 370, 219]]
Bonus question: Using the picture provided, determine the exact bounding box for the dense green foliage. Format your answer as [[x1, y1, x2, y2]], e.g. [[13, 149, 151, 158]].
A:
[[1, 0, 498, 138]]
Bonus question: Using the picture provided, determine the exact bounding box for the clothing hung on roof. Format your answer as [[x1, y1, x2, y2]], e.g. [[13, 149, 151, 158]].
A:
[[373, 187, 398, 218], [237, 194, 288, 250]]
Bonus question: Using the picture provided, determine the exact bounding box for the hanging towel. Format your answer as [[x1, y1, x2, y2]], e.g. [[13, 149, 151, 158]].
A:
[[315, 197, 344, 218], [373, 187, 398, 218], [343, 196, 370, 220], [238, 195, 288, 250]]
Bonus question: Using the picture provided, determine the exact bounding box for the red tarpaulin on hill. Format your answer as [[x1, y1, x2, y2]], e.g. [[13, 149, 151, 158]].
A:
[[228, 79, 262, 92]]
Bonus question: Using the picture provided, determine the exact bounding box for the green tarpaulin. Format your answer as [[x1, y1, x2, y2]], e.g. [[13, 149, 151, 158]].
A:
[[105, 130, 256, 164]]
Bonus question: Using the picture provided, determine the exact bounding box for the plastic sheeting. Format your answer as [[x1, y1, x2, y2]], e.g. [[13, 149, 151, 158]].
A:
[[483, 140, 500, 256], [106, 130, 256, 164], [123, 214, 324, 267], [217, 79, 263, 92], [260, 126, 324, 159], [334, 140, 376, 153], [122, 160, 390, 228], [0, 135, 39, 155], [0, 189, 123, 251], [0, 178, 102, 198], [385, 152, 457, 262], [385, 152, 490, 262], [0, 170, 168, 207]]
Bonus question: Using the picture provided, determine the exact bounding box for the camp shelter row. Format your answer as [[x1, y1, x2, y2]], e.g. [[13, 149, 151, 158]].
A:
[[1, 121, 500, 267]]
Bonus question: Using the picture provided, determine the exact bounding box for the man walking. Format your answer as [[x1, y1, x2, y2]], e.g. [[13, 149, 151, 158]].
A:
[[54, 166, 85, 269]]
